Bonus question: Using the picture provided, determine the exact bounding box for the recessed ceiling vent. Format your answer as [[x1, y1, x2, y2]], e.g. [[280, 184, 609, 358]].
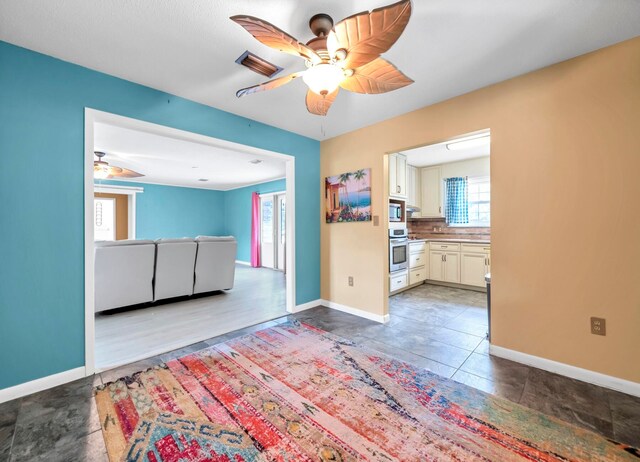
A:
[[235, 51, 283, 78]]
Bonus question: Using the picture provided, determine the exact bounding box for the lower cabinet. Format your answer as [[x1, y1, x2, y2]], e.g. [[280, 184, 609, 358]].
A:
[[429, 251, 460, 283], [460, 244, 491, 287], [408, 241, 427, 286], [391, 241, 490, 295], [461, 253, 490, 286], [409, 267, 426, 285], [389, 270, 408, 292]]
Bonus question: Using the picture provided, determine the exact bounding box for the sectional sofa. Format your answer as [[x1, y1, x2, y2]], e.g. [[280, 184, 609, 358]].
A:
[[94, 236, 237, 313]]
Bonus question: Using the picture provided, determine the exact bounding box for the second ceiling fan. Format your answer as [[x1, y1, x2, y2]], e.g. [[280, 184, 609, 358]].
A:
[[231, 0, 414, 116]]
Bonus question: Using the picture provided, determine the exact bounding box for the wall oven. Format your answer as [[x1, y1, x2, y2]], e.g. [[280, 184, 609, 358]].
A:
[[389, 228, 409, 272]]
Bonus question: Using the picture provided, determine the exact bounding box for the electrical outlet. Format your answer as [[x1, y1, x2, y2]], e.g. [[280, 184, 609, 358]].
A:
[[348, 276, 354, 287], [590, 317, 606, 336]]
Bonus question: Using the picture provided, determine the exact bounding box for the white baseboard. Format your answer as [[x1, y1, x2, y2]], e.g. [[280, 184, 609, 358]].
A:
[[235, 260, 251, 266], [321, 299, 389, 324], [0, 367, 87, 404], [490, 345, 640, 398], [292, 299, 322, 313]]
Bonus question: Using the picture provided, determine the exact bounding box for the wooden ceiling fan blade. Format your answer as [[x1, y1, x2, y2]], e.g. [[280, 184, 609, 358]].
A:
[[108, 166, 123, 174], [328, 0, 412, 70], [231, 15, 321, 63], [340, 57, 413, 94], [236, 71, 304, 98], [110, 167, 144, 179], [305, 88, 339, 116]]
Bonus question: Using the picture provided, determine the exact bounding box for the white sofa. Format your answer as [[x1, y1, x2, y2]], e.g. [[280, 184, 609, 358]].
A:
[[194, 236, 237, 294], [154, 238, 198, 301], [94, 236, 237, 312], [94, 240, 156, 312]]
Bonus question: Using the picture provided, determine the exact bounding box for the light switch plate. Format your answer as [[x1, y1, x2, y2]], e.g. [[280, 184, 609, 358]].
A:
[[373, 215, 379, 226]]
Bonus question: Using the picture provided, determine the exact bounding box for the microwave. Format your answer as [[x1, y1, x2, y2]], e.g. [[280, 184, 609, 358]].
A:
[[389, 203, 402, 222]]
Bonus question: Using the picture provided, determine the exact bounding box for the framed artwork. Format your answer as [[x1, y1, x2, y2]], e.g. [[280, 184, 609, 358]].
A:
[[325, 168, 371, 223]]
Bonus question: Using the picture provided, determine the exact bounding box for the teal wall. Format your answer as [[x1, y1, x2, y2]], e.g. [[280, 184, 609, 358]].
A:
[[98, 180, 226, 240], [0, 41, 320, 390], [224, 179, 286, 262]]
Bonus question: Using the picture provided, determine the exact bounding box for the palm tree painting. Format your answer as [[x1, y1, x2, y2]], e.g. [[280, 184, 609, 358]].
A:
[[325, 168, 372, 223]]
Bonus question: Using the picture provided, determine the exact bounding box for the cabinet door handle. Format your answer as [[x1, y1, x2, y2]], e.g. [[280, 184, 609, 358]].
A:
[[439, 206, 441, 213], [397, 185, 400, 193], [485, 257, 487, 265]]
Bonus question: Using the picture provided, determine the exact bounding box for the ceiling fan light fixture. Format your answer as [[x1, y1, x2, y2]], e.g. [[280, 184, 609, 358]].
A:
[[302, 64, 345, 96], [94, 163, 110, 180]]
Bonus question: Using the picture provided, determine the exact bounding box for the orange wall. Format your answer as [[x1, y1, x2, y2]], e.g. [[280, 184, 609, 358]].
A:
[[95, 193, 128, 240], [320, 36, 640, 383]]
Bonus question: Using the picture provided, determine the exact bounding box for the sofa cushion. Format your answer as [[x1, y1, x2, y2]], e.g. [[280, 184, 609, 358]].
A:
[[95, 239, 155, 247], [195, 235, 235, 242]]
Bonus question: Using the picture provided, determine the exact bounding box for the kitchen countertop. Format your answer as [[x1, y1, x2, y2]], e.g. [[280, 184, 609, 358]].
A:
[[408, 238, 491, 244]]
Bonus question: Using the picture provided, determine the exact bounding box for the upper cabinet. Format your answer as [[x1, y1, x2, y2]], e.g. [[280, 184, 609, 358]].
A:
[[389, 153, 407, 198], [421, 166, 444, 217], [407, 165, 421, 217]]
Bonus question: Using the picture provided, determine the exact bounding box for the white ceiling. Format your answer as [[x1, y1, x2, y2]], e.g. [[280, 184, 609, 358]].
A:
[[94, 123, 285, 190], [403, 134, 489, 167], [1, 1, 639, 140]]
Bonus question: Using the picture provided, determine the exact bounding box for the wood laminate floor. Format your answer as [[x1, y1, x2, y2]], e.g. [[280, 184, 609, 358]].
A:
[[95, 264, 286, 370]]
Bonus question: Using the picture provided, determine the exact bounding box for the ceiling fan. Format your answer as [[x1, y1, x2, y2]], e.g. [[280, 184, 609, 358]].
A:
[[94, 152, 144, 180], [231, 0, 414, 116]]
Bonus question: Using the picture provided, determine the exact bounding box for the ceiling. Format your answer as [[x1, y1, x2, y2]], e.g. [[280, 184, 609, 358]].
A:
[[403, 133, 489, 167], [94, 123, 285, 190], [1, 1, 639, 140]]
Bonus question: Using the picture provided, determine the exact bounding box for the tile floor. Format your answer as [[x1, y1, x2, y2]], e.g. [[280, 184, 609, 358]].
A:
[[1, 284, 639, 460]]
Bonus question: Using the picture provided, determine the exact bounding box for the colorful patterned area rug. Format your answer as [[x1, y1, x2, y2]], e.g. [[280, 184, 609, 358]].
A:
[[95, 321, 639, 461]]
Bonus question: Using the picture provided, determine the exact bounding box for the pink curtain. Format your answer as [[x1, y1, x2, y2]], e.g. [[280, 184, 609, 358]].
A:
[[250, 192, 261, 267]]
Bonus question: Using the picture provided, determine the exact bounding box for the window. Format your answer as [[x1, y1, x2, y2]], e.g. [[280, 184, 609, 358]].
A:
[[467, 176, 490, 226]]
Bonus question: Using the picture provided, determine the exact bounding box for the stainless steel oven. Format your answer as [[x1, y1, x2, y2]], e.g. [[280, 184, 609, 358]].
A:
[[389, 228, 408, 272]]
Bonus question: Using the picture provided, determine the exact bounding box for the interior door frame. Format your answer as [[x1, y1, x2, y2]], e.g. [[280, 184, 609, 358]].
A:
[[259, 190, 286, 270], [84, 108, 297, 375], [94, 184, 142, 239]]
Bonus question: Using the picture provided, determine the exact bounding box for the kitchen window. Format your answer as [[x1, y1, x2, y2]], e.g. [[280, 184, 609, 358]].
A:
[[467, 176, 490, 226]]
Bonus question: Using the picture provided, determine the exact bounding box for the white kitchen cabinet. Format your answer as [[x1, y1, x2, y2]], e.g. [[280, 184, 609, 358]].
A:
[[406, 165, 421, 217], [389, 153, 407, 198], [429, 250, 460, 283], [443, 252, 460, 282], [410, 268, 427, 285], [389, 270, 408, 292], [409, 241, 428, 285], [409, 252, 426, 268], [421, 166, 443, 217], [429, 251, 444, 281], [460, 244, 491, 287], [409, 240, 426, 254]]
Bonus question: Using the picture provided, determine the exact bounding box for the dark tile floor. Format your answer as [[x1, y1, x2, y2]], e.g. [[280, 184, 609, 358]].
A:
[[1, 284, 639, 460]]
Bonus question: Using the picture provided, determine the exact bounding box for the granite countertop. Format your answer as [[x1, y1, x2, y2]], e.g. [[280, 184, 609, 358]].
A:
[[408, 238, 491, 244]]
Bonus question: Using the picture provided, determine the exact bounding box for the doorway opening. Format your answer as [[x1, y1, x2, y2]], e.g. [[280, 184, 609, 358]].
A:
[[385, 129, 492, 370], [84, 109, 296, 374]]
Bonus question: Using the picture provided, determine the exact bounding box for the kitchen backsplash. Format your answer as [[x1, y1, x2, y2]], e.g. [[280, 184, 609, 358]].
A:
[[407, 217, 490, 241]]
